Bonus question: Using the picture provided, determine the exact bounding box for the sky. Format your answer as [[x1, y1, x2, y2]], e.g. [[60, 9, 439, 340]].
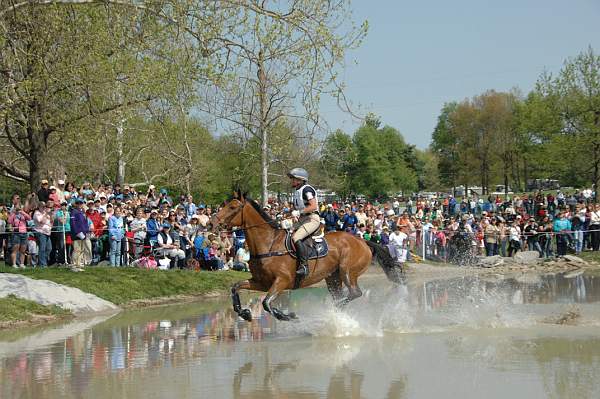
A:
[[321, 0, 600, 149]]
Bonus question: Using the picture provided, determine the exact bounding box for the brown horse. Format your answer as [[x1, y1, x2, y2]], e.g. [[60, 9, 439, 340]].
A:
[[213, 192, 402, 321]]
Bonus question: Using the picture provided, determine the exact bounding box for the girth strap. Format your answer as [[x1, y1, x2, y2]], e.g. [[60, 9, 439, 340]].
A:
[[250, 251, 287, 260]]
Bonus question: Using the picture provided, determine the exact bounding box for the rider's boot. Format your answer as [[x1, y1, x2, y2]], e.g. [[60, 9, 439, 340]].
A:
[[294, 240, 309, 276]]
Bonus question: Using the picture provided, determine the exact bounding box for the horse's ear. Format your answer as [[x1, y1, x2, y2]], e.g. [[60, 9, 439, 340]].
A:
[[242, 191, 248, 200], [232, 191, 238, 199]]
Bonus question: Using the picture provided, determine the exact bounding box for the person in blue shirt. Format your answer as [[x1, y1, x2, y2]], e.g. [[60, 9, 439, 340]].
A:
[[321, 204, 339, 232], [553, 210, 572, 257], [342, 208, 358, 233], [146, 209, 160, 248], [108, 207, 125, 266]]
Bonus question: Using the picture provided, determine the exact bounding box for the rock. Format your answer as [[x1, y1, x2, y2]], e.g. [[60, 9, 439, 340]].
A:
[[514, 251, 542, 264], [563, 255, 586, 264], [477, 255, 505, 268], [0, 274, 119, 314]]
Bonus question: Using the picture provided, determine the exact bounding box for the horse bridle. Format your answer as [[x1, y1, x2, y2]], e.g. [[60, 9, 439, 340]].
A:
[[215, 199, 287, 259]]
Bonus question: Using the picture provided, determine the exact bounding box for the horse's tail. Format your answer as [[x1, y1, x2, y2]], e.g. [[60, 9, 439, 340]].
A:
[[364, 240, 404, 284]]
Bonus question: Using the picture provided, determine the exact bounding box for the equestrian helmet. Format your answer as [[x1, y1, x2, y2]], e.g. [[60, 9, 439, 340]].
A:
[[287, 168, 309, 181]]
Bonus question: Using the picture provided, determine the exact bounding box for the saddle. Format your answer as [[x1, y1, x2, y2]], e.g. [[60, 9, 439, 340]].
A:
[[285, 231, 329, 260]]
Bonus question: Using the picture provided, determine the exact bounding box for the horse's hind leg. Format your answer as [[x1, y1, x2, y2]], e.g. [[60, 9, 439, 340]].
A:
[[325, 268, 344, 302], [336, 262, 366, 307]]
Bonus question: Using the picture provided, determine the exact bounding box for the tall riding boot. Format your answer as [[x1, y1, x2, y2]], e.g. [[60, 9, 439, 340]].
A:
[[294, 240, 309, 276]]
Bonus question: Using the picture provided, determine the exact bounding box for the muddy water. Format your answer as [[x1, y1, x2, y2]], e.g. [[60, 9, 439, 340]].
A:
[[2, 272, 600, 399]]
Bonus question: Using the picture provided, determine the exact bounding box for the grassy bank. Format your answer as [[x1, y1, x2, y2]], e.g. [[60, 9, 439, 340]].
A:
[[0, 265, 250, 306], [0, 295, 72, 329]]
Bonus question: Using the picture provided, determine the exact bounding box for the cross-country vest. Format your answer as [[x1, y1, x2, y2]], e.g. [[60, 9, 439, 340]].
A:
[[293, 184, 318, 212]]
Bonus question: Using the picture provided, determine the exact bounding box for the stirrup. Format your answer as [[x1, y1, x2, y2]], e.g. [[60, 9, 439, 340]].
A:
[[296, 263, 308, 276]]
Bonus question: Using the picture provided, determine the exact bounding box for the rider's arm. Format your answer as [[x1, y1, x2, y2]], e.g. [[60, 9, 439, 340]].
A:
[[303, 198, 317, 214]]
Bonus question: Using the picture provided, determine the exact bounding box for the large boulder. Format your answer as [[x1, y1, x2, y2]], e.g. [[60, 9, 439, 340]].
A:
[[563, 255, 586, 264], [0, 273, 119, 314], [514, 251, 541, 264], [478, 255, 505, 268]]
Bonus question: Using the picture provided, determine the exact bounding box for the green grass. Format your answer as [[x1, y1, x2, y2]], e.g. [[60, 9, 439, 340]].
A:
[[0, 265, 250, 305], [577, 251, 600, 264], [0, 294, 72, 325]]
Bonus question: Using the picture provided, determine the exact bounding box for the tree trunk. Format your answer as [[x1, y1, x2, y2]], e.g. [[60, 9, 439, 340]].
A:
[[29, 128, 50, 192], [115, 118, 125, 185], [258, 49, 269, 205]]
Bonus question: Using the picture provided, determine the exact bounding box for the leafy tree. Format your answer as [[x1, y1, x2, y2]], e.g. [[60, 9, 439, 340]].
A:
[[320, 129, 356, 197], [532, 47, 600, 193], [430, 102, 459, 189], [351, 121, 417, 197]]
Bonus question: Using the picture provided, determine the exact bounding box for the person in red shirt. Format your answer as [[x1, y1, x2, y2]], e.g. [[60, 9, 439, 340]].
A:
[[86, 201, 105, 264]]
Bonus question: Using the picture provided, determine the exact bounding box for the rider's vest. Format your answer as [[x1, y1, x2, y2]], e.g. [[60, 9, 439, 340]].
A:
[[293, 184, 318, 213]]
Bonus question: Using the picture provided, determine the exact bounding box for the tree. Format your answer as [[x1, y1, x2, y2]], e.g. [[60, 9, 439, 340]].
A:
[[198, 0, 367, 204], [533, 47, 600, 194], [320, 129, 356, 197], [430, 102, 459, 189], [0, 2, 198, 189], [351, 120, 417, 197]]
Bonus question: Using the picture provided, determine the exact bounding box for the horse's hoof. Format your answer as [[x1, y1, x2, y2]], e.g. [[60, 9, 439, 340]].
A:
[[239, 308, 252, 322], [272, 308, 291, 321]]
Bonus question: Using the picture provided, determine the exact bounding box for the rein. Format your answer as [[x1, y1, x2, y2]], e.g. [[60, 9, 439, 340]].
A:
[[240, 202, 289, 260]]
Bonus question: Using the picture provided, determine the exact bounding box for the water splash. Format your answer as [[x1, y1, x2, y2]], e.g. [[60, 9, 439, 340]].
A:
[[274, 275, 588, 338]]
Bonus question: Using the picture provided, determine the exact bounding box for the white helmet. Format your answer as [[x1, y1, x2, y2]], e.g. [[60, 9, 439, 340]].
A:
[[287, 168, 308, 181]]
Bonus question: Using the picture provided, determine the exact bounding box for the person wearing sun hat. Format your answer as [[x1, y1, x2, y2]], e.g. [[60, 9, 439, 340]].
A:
[[37, 179, 50, 202]]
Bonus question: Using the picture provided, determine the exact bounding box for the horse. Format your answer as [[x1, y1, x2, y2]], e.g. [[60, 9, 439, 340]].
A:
[[212, 191, 402, 321]]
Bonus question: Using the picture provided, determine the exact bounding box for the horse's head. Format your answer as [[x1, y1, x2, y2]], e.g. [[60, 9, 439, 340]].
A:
[[212, 190, 246, 230]]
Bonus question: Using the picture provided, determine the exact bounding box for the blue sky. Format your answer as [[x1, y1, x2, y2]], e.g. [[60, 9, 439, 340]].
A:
[[321, 0, 600, 148]]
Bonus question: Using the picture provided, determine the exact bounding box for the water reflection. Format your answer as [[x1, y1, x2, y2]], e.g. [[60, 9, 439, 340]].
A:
[[420, 273, 600, 311], [1, 272, 600, 399]]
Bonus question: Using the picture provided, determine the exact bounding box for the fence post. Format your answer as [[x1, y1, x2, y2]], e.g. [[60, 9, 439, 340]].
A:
[[422, 229, 426, 261]]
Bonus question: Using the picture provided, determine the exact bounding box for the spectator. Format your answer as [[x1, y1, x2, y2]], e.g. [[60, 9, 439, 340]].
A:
[[484, 219, 499, 256], [589, 204, 600, 251], [130, 207, 147, 257], [8, 204, 31, 268], [33, 201, 53, 267], [389, 224, 408, 264], [52, 201, 70, 265], [146, 209, 160, 247], [507, 221, 521, 257], [70, 198, 89, 271], [157, 222, 185, 268], [37, 179, 50, 202], [553, 211, 572, 257], [524, 218, 542, 257], [232, 241, 250, 271], [108, 206, 125, 267], [321, 204, 339, 232]]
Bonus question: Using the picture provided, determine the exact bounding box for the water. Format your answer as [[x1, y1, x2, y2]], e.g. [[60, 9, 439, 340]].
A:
[[2, 272, 600, 399]]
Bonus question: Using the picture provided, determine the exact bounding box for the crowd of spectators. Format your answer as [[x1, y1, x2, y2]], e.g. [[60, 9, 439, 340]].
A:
[[0, 178, 596, 271], [0, 179, 250, 272], [313, 189, 598, 265]]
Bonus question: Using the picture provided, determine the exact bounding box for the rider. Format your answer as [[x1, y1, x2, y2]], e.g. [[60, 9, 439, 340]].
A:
[[287, 168, 320, 277]]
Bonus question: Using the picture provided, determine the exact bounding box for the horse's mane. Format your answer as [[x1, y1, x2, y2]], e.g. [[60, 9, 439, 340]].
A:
[[246, 197, 280, 229]]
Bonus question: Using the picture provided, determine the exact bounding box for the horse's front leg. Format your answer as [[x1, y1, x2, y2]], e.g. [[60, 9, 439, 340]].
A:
[[262, 278, 297, 321], [232, 279, 264, 322]]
